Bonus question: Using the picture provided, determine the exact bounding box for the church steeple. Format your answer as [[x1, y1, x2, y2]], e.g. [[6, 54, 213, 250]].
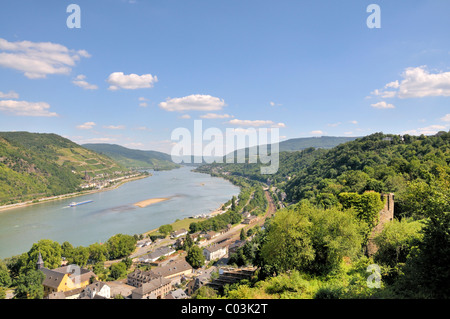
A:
[[37, 251, 44, 270]]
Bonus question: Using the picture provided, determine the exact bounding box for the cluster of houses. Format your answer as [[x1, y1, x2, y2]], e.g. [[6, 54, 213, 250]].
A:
[[36, 211, 261, 300], [80, 171, 142, 190]]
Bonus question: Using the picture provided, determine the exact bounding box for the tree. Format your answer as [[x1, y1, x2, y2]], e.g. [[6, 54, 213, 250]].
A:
[[159, 224, 173, 237], [304, 205, 364, 275], [67, 246, 90, 267], [231, 196, 237, 211], [14, 269, 45, 299], [260, 209, 314, 275], [27, 239, 62, 270], [240, 228, 247, 241], [183, 233, 194, 251], [106, 234, 137, 260], [0, 263, 12, 288], [186, 245, 205, 269], [109, 262, 127, 280], [192, 286, 218, 299], [88, 243, 109, 264], [374, 218, 423, 267]]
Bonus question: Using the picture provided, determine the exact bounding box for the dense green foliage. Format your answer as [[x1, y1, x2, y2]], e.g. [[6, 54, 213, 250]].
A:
[[284, 132, 450, 219], [0, 132, 126, 205], [83, 143, 180, 170], [185, 245, 205, 269], [200, 131, 450, 299]]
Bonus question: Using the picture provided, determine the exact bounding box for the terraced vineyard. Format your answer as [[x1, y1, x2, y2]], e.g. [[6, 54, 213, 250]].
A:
[[0, 132, 127, 205]]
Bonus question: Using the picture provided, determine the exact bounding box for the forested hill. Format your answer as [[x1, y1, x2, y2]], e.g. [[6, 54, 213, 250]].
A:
[[82, 143, 180, 170], [0, 132, 126, 205], [284, 131, 450, 218]]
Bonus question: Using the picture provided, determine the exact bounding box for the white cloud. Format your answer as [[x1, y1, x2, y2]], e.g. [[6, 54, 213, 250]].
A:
[[227, 119, 286, 128], [103, 125, 125, 130], [77, 122, 96, 130], [371, 101, 395, 109], [350, 120, 358, 124], [327, 122, 341, 127], [0, 38, 90, 79], [135, 126, 151, 131], [402, 124, 448, 136], [159, 94, 226, 112], [106, 72, 158, 90], [270, 101, 282, 107], [139, 102, 148, 107], [200, 113, 233, 119], [138, 97, 148, 101], [179, 114, 191, 119], [441, 114, 450, 122], [310, 130, 324, 135], [0, 90, 19, 99], [76, 137, 117, 144], [397, 66, 450, 98], [370, 66, 450, 100], [72, 74, 98, 90], [0, 100, 58, 117], [385, 81, 400, 89]]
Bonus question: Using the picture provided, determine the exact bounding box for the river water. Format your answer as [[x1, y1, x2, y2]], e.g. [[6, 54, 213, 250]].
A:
[[0, 166, 240, 259]]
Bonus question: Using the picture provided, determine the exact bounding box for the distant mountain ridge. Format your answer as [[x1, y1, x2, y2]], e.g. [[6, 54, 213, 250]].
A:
[[82, 143, 180, 170], [278, 136, 359, 152], [225, 136, 359, 161]]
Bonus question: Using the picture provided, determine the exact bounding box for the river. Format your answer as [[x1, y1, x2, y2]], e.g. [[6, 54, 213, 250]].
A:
[[0, 166, 240, 259]]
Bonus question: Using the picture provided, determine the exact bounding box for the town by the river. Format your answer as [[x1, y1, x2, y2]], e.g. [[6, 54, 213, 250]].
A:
[[0, 166, 240, 259]]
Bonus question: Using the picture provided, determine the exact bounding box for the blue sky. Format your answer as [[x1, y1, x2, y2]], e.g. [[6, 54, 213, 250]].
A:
[[0, 0, 449, 154]]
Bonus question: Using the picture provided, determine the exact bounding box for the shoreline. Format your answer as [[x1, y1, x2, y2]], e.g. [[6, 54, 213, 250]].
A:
[[0, 166, 241, 260], [0, 174, 149, 213]]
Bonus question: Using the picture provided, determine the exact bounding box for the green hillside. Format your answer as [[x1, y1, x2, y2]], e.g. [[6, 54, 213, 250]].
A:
[[0, 132, 126, 205], [82, 143, 180, 170], [196, 131, 450, 299]]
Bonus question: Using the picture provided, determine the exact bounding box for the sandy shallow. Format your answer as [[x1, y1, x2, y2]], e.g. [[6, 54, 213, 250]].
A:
[[133, 197, 170, 208]]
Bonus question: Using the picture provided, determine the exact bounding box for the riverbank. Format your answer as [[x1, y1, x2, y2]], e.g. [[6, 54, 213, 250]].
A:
[[0, 174, 150, 213]]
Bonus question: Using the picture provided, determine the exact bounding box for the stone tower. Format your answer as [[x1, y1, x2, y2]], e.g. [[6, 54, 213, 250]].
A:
[[367, 193, 394, 256]]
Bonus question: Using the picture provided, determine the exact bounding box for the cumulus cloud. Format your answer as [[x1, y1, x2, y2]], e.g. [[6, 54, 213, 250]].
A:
[[0, 90, 19, 99], [77, 122, 96, 130], [228, 119, 286, 128], [371, 101, 395, 109], [72, 74, 98, 90], [0, 100, 58, 117], [103, 125, 125, 130], [159, 94, 226, 112], [310, 130, 324, 135], [0, 38, 90, 79], [200, 113, 233, 119], [106, 72, 158, 90], [370, 66, 450, 100]]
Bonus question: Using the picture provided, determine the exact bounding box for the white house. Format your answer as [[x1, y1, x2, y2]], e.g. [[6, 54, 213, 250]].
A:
[[79, 282, 110, 299], [203, 244, 228, 261]]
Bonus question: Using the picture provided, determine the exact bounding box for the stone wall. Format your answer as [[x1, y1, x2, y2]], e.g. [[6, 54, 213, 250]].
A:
[[366, 193, 394, 256]]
